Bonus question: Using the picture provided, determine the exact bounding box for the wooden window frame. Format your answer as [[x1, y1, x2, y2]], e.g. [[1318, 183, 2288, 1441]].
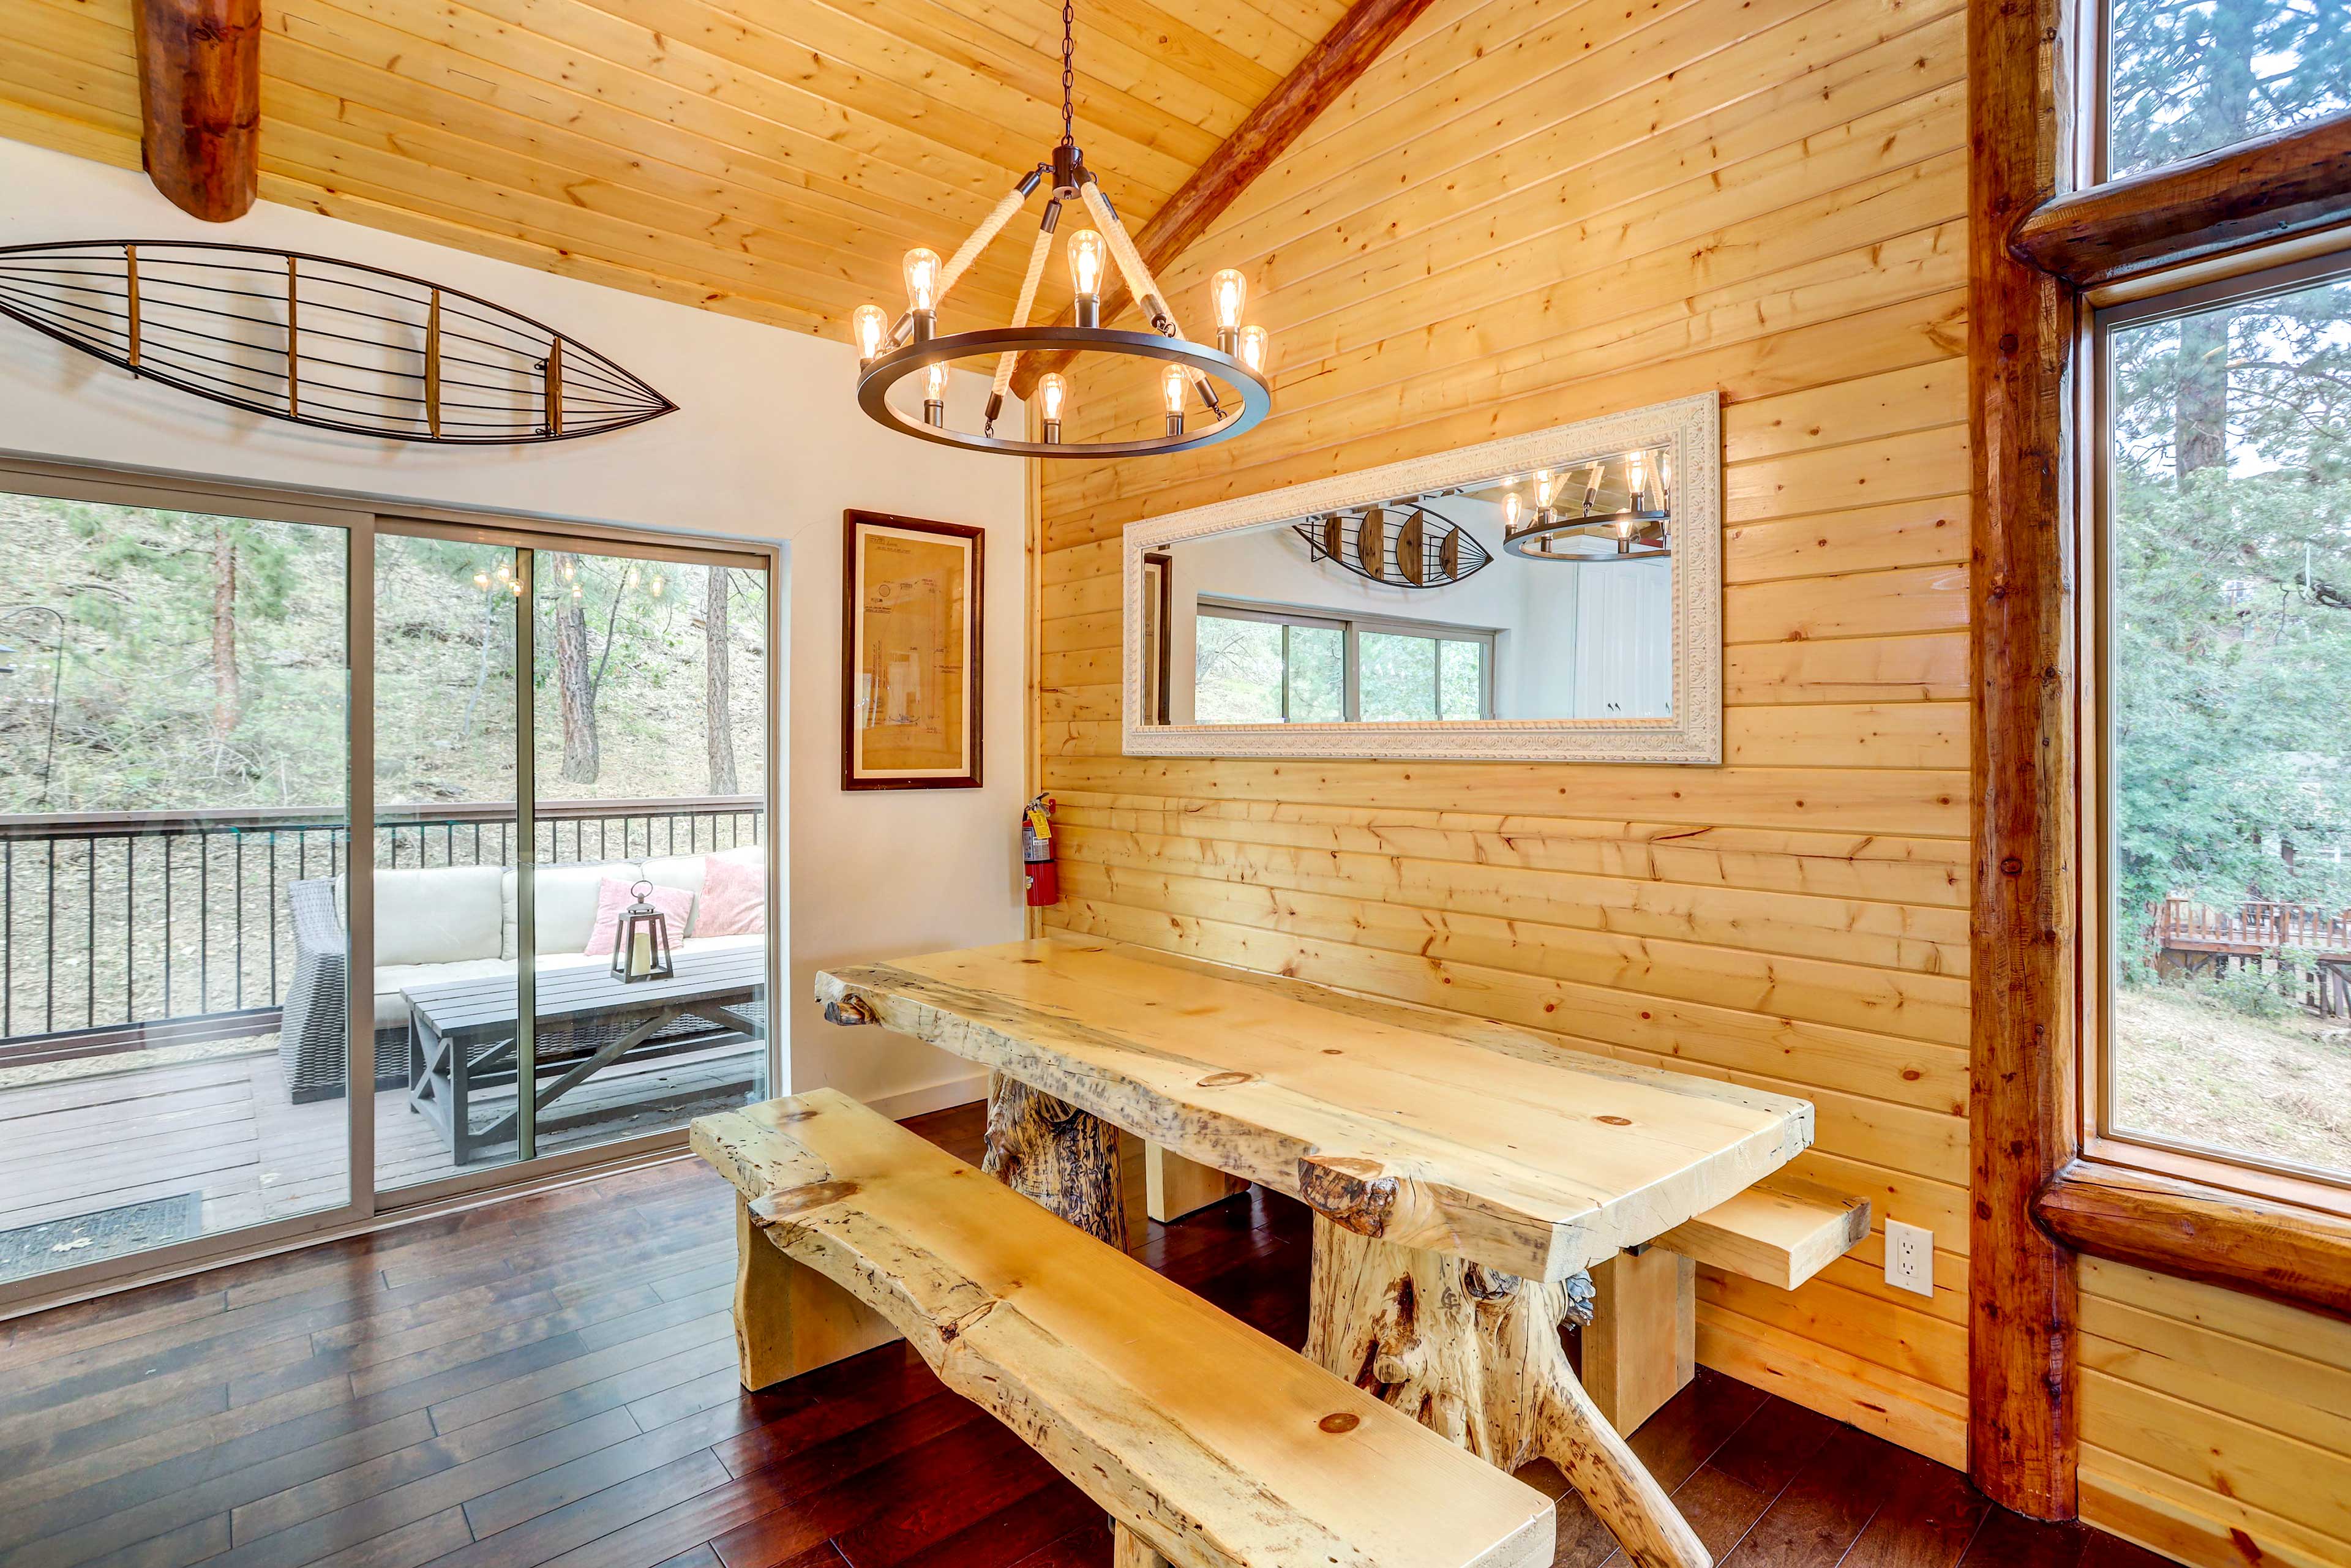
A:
[[1971, 0, 2351, 1514]]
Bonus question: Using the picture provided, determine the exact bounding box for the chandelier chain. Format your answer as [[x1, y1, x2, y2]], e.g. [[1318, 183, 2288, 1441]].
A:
[[1060, 0, 1076, 148]]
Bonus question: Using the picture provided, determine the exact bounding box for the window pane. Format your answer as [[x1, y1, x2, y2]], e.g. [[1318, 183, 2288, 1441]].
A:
[[1194, 614, 1285, 722], [2109, 0, 2351, 178], [1360, 632, 1438, 721], [2107, 272, 2351, 1182], [1438, 639, 1485, 720], [1288, 624, 1345, 721]]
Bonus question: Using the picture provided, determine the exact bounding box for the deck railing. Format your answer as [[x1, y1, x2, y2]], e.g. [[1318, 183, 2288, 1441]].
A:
[[2151, 896, 2351, 956], [0, 795, 763, 1065]]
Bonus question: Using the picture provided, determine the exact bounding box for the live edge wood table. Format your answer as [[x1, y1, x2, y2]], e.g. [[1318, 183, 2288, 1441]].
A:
[[817, 937, 1825, 1568]]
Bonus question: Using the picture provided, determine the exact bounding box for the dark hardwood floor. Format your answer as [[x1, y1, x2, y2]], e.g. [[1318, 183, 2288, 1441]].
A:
[[0, 1104, 2167, 1568]]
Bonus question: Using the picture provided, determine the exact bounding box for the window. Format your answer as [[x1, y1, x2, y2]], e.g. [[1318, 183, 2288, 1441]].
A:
[[2096, 255, 2351, 1195], [2105, 0, 2351, 179], [1192, 600, 1493, 724]]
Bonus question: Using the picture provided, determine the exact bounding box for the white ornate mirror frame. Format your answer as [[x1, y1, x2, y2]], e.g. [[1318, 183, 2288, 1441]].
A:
[[1120, 392, 1722, 763]]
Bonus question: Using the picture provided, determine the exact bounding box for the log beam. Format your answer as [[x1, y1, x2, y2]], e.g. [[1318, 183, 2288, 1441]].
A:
[[1968, 0, 2081, 1519], [2013, 110, 2351, 288], [1307, 1217, 1709, 1568], [2035, 1161, 2351, 1322], [133, 0, 261, 222], [1010, 0, 1439, 399], [983, 1070, 1127, 1250]]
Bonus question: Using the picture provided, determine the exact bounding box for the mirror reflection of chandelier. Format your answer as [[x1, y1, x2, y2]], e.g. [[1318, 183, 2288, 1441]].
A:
[[848, 0, 1272, 459], [1499, 449, 1673, 562]]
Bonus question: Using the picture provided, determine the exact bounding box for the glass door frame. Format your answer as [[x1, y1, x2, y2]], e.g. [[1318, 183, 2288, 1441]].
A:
[[372, 516, 781, 1214], [0, 456, 784, 1316]]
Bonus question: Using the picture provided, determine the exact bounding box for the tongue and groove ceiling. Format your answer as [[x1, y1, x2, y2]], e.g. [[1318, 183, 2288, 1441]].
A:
[[0, 0, 1347, 337]]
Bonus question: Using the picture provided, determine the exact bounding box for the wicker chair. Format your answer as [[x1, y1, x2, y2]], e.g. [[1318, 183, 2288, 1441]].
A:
[[282, 878, 409, 1104]]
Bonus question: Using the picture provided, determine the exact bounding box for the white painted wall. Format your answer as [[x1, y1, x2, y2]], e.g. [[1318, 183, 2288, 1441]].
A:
[[0, 138, 1022, 1116]]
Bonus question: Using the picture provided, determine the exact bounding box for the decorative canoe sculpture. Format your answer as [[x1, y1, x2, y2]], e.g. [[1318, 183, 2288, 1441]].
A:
[[0, 240, 675, 444]]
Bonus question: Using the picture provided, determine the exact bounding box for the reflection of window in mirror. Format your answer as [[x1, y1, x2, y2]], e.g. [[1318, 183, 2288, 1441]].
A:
[[1192, 601, 1494, 723]]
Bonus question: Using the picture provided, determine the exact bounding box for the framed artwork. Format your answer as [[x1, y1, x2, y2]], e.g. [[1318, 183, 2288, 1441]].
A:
[[842, 509, 984, 790]]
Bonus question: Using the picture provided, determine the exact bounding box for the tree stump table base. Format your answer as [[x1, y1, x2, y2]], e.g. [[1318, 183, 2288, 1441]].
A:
[[983, 1070, 1128, 1251], [1307, 1217, 1709, 1568]]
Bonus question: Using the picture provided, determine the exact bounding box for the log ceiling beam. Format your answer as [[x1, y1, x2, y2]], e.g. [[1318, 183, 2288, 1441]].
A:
[[133, 0, 261, 222], [1010, 0, 1438, 401], [1967, 0, 2082, 1523], [2014, 110, 2351, 288]]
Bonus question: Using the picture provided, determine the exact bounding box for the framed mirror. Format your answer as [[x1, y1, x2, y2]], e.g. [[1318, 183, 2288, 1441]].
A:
[[1122, 394, 1720, 763]]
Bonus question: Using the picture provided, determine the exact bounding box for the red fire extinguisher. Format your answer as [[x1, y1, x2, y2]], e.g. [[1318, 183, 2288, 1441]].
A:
[[1022, 793, 1060, 907]]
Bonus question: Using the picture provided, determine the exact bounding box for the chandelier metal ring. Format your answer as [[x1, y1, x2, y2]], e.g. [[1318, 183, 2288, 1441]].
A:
[[857, 326, 1271, 458], [1501, 504, 1673, 562]]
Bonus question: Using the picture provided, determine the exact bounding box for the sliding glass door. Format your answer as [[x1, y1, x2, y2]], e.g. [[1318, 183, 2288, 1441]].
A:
[[0, 483, 353, 1288], [0, 463, 778, 1309], [370, 524, 773, 1200]]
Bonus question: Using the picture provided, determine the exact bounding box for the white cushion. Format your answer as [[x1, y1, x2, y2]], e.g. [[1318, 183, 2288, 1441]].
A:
[[373, 956, 518, 1032], [502, 860, 641, 958], [350, 866, 506, 967]]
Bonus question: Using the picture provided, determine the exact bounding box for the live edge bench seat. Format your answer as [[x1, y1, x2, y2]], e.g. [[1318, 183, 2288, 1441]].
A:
[[691, 1090, 1557, 1568]]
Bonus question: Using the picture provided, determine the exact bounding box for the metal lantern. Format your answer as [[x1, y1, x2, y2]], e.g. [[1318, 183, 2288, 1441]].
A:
[[610, 879, 675, 983]]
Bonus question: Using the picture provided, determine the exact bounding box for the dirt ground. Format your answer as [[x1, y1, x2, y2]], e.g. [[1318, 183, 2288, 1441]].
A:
[[2113, 984, 2351, 1174]]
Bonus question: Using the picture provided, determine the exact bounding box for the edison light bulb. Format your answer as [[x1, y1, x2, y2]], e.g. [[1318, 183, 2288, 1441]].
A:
[[1211, 269, 1246, 331], [509, 579, 525, 597], [1237, 324, 1268, 373], [1038, 372, 1067, 422], [1625, 449, 1648, 505], [494, 562, 510, 582], [926, 362, 950, 402], [473, 571, 490, 589], [852, 304, 888, 361], [1503, 492, 1522, 531], [902, 249, 939, 312], [1534, 470, 1555, 511], [1161, 364, 1187, 415], [650, 574, 665, 598], [1067, 230, 1105, 300]]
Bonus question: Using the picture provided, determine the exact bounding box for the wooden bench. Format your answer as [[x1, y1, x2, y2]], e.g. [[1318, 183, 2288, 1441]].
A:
[[1584, 1176, 1873, 1433], [692, 1090, 1558, 1568]]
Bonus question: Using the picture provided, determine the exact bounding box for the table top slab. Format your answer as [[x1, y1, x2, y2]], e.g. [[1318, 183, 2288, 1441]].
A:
[[817, 938, 1813, 1279]]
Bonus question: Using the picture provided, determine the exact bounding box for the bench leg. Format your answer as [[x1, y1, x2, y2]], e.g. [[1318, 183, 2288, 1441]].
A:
[[1583, 1248, 1697, 1436], [733, 1201, 901, 1392], [1111, 1523, 1170, 1567], [983, 1072, 1126, 1251], [1144, 1141, 1247, 1224], [1307, 1216, 1710, 1568]]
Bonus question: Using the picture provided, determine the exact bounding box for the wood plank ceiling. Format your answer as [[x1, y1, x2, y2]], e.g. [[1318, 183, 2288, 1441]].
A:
[[0, 0, 1348, 337]]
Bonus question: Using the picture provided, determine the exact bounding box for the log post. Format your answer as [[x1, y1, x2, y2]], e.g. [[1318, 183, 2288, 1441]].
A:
[[133, 0, 261, 222], [1306, 1217, 1709, 1568], [983, 1071, 1127, 1250]]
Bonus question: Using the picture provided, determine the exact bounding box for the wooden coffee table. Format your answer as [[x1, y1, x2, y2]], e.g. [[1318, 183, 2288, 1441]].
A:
[[403, 945, 768, 1164]]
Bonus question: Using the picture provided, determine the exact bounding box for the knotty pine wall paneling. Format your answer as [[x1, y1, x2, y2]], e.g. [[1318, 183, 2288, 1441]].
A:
[[1037, 0, 1976, 1471], [1032, 0, 2351, 1559]]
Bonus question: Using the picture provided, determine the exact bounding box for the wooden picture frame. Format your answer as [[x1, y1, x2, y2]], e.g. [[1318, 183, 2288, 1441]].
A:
[[842, 509, 983, 790]]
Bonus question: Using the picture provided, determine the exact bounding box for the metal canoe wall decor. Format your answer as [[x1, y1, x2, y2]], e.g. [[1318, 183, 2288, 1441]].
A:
[[0, 240, 676, 445], [1295, 505, 1492, 588]]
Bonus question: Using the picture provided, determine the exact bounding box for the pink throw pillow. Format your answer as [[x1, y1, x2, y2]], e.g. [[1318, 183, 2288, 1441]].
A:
[[695, 853, 767, 937], [581, 878, 693, 961]]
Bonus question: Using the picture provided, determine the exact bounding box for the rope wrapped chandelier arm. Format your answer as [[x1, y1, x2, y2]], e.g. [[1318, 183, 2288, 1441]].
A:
[[848, 0, 1270, 459]]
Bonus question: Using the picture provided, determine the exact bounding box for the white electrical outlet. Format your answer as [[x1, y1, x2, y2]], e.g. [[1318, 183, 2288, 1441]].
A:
[[1884, 1219, 1934, 1297]]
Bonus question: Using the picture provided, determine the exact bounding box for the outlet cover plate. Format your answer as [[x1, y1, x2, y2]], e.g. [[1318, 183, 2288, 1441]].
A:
[[1885, 1219, 1935, 1297]]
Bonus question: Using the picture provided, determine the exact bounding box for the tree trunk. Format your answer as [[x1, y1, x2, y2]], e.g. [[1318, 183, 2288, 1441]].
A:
[[981, 1072, 1125, 1250], [2174, 307, 2230, 480], [210, 522, 239, 739], [705, 565, 739, 794], [1306, 1217, 1708, 1568], [549, 552, 599, 783]]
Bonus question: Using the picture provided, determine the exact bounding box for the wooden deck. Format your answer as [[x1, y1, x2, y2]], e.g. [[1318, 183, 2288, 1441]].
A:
[[0, 1104, 2168, 1568], [0, 1038, 764, 1258]]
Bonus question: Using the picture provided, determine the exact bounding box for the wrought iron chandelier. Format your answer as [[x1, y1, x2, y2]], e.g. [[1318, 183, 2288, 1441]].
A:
[[850, 0, 1271, 458], [1500, 449, 1673, 563]]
